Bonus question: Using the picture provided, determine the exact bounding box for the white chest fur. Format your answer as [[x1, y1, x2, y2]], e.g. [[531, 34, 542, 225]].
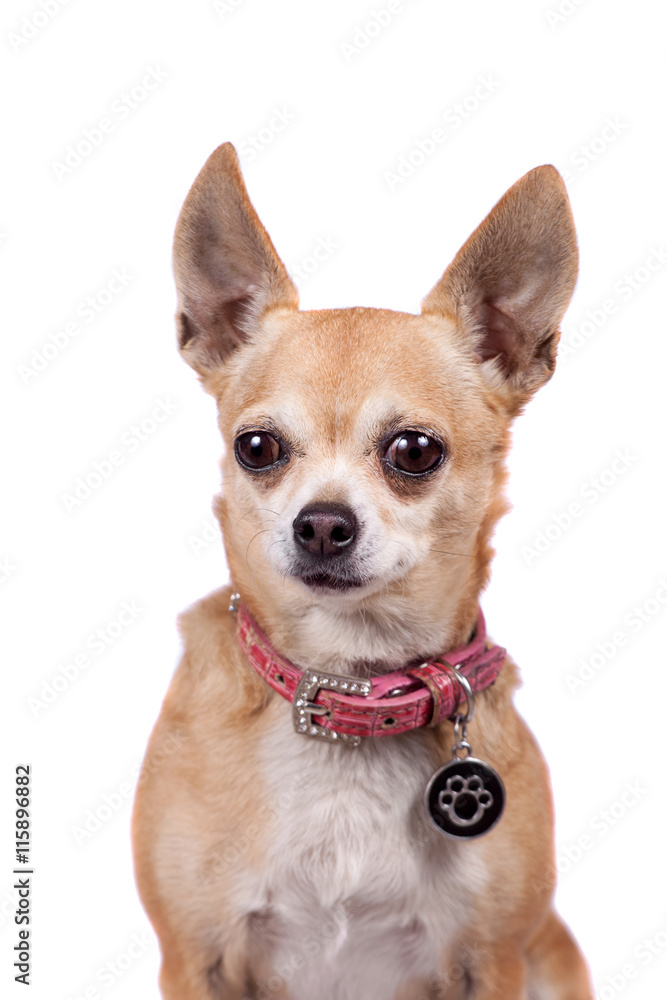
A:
[[242, 699, 489, 1000]]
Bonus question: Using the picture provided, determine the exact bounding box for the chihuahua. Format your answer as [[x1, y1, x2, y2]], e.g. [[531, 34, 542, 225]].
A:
[[132, 143, 593, 999]]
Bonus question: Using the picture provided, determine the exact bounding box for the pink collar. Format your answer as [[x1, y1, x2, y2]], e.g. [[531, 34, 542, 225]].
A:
[[237, 602, 506, 747]]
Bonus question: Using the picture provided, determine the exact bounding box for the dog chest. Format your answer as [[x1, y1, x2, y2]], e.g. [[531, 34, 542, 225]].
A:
[[243, 704, 476, 997]]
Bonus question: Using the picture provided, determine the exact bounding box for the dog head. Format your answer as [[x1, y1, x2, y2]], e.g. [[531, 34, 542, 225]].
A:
[[173, 144, 577, 667]]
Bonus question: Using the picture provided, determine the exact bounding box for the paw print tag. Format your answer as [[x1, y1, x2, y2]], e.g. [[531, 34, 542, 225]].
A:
[[424, 668, 505, 839], [425, 756, 505, 838]]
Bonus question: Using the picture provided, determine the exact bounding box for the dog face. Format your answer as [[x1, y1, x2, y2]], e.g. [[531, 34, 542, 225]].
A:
[[173, 145, 577, 653], [205, 306, 503, 603]]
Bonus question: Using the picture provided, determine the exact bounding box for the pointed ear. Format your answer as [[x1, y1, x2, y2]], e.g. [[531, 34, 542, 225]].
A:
[[173, 142, 299, 374], [421, 165, 578, 401]]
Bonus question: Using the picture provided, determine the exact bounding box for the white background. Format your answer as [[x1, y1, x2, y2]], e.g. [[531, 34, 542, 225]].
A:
[[2, 1, 666, 998]]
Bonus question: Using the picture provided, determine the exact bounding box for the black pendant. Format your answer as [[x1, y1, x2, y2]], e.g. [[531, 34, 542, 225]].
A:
[[425, 757, 505, 839]]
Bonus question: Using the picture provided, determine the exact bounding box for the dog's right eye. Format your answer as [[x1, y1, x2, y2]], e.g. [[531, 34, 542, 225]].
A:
[[235, 431, 283, 470]]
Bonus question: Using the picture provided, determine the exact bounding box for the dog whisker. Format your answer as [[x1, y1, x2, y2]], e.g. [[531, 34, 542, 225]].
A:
[[245, 527, 271, 569], [430, 548, 473, 558], [235, 505, 282, 529]]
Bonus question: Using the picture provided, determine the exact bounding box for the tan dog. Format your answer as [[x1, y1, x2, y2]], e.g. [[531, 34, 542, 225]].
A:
[[132, 143, 594, 999]]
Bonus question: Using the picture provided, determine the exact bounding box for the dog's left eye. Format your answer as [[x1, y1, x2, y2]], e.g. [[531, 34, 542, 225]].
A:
[[235, 431, 283, 470], [384, 432, 444, 475]]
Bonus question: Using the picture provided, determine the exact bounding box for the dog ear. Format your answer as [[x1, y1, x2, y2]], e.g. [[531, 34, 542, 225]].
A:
[[173, 142, 299, 374], [421, 165, 578, 403]]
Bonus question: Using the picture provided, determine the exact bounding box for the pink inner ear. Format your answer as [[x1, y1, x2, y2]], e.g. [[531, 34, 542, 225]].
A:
[[474, 300, 519, 374]]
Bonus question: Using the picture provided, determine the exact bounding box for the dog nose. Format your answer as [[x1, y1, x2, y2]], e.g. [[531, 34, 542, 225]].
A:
[[292, 503, 358, 557]]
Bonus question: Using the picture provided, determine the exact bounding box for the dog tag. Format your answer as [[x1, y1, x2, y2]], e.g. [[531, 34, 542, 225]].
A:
[[425, 756, 505, 839]]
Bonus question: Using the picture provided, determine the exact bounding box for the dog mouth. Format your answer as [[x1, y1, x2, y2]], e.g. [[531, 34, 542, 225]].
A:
[[294, 570, 368, 592]]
